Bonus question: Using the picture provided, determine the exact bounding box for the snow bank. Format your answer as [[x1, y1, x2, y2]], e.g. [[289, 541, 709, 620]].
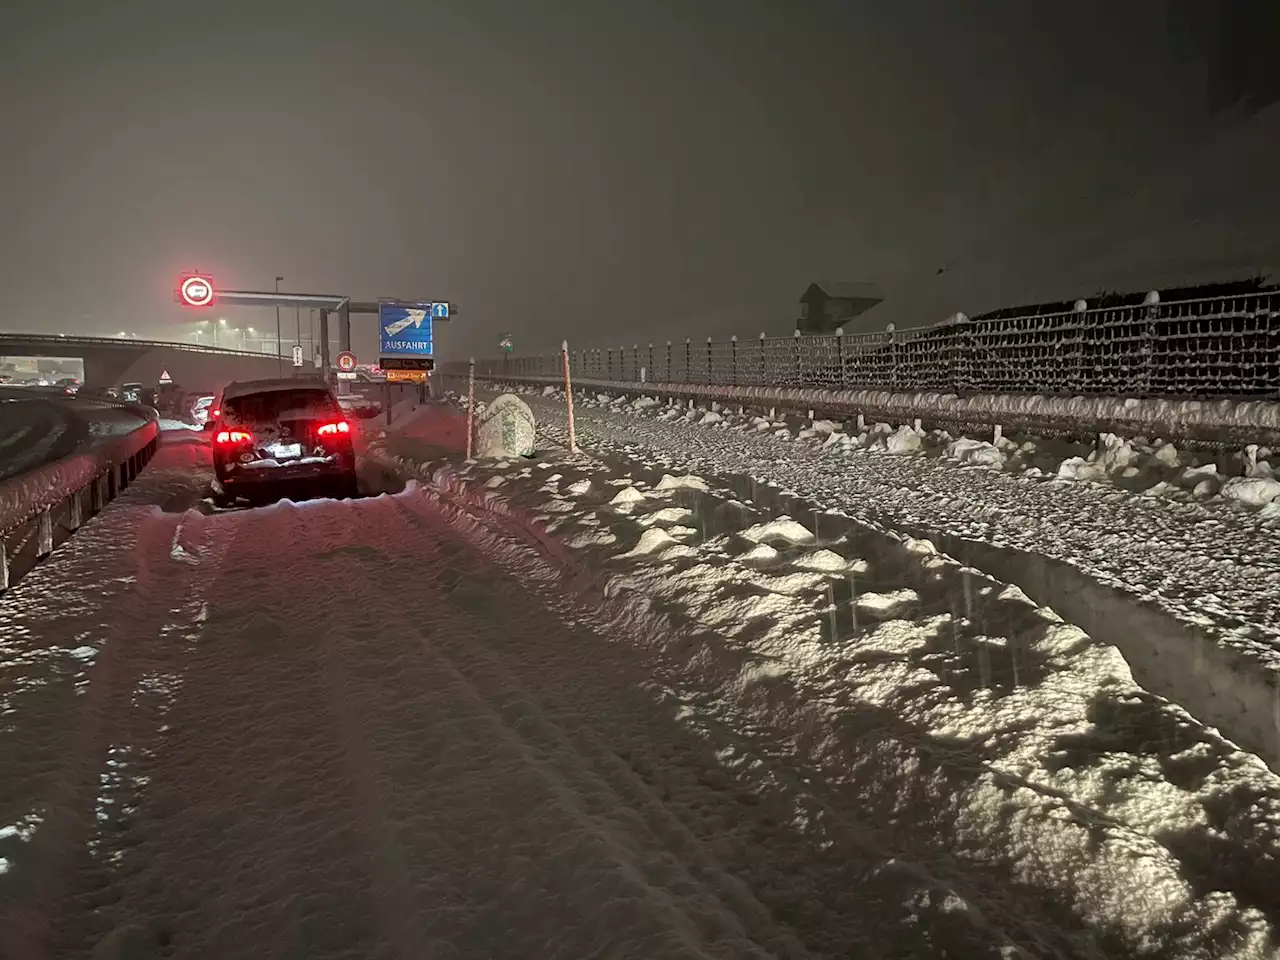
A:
[[0, 419, 159, 534], [366, 433, 1280, 959], [488, 381, 1280, 517], [478, 372, 1280, 447]]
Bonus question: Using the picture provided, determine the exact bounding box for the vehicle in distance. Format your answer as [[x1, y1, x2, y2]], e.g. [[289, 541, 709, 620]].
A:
[[190, 394, 216, 427], [210, 379, 358, 506]]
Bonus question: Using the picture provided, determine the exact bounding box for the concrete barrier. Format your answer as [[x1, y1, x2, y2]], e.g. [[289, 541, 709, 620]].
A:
[[0, 419, 160, 591]]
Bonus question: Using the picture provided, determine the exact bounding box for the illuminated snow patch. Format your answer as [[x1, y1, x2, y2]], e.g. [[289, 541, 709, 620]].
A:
[[739, 518, 815, 545]]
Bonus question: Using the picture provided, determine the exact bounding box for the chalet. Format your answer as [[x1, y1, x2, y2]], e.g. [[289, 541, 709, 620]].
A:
[[798, 281, 884, 334]]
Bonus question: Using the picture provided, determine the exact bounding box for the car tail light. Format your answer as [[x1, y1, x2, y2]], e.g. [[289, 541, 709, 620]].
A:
[[316, 419, 351, 437], [214, 429, 253, 445]]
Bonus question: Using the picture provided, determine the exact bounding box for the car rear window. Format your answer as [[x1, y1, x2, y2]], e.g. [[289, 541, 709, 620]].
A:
[[223, 389, 338, 422]]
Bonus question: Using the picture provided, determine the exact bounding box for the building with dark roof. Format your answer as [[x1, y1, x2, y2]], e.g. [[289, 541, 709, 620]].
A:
[[798, 280, 884, 334]]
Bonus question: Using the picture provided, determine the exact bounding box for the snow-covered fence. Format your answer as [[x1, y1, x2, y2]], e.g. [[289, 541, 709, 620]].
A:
[[0, 419, 160, 591], [470, 289, 1280, 400]]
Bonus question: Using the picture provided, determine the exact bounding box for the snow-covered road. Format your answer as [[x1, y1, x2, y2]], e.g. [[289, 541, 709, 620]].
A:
[[2, 424, 1279, 959]]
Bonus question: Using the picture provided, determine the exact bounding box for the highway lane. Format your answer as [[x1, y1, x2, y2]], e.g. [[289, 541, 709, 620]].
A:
[[0, 390, 148, 482]]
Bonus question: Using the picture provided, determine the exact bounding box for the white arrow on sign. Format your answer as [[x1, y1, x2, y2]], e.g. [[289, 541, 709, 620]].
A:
[[383, 309, 427, 338]]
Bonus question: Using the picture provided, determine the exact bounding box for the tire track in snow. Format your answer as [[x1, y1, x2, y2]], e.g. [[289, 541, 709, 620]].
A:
[[376, 495, 814, 959], [68, 492, 786, 958], [395, 473, 1087, 959], [321, 495, 800, 958]]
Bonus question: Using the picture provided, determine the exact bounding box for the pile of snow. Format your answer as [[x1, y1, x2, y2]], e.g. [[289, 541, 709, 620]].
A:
[[377, 441, 1280, 959], [157, 419, 201, 432]]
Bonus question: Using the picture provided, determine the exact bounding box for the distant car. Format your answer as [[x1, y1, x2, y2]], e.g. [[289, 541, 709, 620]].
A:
[[209, 378, 358, 505], [200, 391, 223, 430], [337, 394, 381, 419], [191, 394, 216, 426]]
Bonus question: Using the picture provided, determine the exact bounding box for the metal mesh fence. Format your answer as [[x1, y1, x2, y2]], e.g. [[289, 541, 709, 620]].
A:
[[460, 291, 1280, 399]]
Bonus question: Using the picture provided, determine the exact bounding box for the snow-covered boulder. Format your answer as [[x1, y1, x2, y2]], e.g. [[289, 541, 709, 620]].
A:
[[1058, 457, 1108, 482], [1097, 433, 1138, 472], [541, 386, 559, 397], [475, 393, 537, 459], [1180, 463, 1220, 490], [947, 437, 1006, 468], [699, 410, 723, 425], [885, 426, 922, 455], [1221, 476, 1280, 507]]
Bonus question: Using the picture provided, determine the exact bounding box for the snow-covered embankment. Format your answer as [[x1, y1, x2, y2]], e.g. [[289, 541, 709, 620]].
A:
[[367, 421, 1280, 959], [490, 384, 1280, 771]]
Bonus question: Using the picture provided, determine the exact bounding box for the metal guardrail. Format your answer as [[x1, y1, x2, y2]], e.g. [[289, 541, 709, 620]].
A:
[[462, 290, 1280, 400], [0, 418, 160, 591], [0, 332, 278, 359]]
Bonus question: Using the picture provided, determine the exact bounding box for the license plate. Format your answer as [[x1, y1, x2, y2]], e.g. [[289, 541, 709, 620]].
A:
[[269, 443, 302, 459]]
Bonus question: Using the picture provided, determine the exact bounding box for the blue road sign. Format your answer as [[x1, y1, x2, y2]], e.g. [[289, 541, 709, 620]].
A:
[[431, 301, 449, 320], [379, 301, 435, 357]]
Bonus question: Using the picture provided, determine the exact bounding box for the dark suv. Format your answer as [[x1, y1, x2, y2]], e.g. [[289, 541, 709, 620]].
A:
[[210, 379, 358, 505]]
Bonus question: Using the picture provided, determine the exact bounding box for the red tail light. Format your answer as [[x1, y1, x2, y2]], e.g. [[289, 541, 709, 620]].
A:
[[214, 429, 253, 445], [316, 419, 351, 437], [211, 408, 220, 418]]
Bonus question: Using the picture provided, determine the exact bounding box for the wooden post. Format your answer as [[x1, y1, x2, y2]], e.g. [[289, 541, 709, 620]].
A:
[[562, 340, 578, 454], [466, 357, 475, 460], [68, 488, 83, 531], [37, 507, 53, 557]]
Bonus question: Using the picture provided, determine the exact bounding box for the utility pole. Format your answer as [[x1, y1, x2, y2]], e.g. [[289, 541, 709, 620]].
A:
[[274, 275, 284, 375]]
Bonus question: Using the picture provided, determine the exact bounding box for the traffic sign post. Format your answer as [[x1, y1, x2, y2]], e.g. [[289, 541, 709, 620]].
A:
[[500, 333, 514, 374], [378, 301, 440, 362], [176, 274, 215, 308], [335, 351, 358, 381], [379, 300, 444, 398]]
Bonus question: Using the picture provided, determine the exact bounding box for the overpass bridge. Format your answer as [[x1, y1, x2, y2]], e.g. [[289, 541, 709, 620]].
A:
[[0, 333, 287, 390]]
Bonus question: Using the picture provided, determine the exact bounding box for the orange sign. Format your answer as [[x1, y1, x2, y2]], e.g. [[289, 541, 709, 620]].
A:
[[385, 368, 427, 383]]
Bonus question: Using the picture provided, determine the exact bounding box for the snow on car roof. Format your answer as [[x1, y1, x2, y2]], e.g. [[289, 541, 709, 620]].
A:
[[221, 378, 333, 401]]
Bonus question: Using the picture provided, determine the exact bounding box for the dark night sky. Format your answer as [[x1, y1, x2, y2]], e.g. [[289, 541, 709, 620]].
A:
[[2, 1, 1277, 361]]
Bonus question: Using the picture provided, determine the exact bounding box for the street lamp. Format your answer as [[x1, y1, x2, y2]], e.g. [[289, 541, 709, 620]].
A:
[[275, 275, 284, 374]]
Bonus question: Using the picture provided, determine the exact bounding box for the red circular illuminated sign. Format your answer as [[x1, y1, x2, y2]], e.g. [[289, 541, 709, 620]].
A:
[[336, 351, 357, 372], [179, 275, 214, 307]]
